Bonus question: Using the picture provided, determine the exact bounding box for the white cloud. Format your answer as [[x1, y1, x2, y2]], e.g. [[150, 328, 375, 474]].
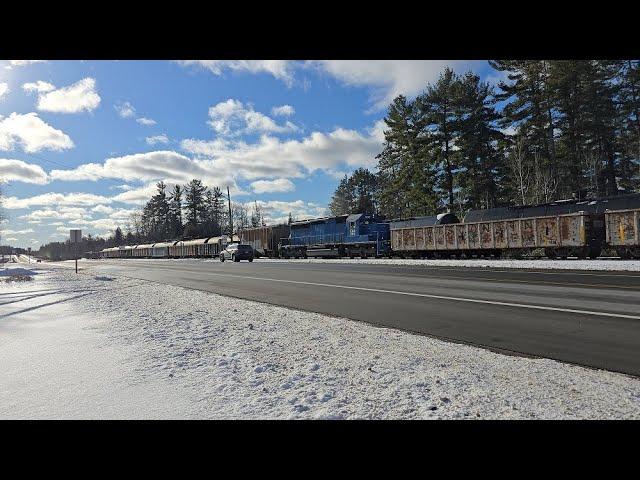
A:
[[5, 60, 46, 69], [22, 81, 55, 93], [50, 150, 209, 183], [115, 102, 156, 125], [250, 178, 295, 194], [4, 192, 111, 209], [115, 101, 136, 118], [177, 60, 295, 86], [4, 237, 17, 241], [20, 207, 89, 222], [208, 99, 298, 136], [0, 112, 74, 153], [2, 228, 34, 235], [182, 120, 385, 180], [271, 105, 295, 117], [0, 159, 49, 184], [309, 60, 483, 110], [0, 83, 8, 99], [146, 134, 169, 145], [136, 117, 156, 126], [111, 183, 162, 205], [37, 77, 101, 113]]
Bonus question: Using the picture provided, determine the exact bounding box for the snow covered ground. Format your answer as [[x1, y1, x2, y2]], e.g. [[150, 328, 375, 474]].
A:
[[2, 263, 640, 419]]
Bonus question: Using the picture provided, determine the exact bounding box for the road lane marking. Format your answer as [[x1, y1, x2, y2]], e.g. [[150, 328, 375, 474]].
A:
[[89, 258, 640, 278], [87, 259, 640, 291], [184, 270, 640, 321]]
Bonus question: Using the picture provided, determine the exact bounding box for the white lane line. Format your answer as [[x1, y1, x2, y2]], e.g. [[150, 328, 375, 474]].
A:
[[192, 270, 640, 321], [93, 259, 640, 278]]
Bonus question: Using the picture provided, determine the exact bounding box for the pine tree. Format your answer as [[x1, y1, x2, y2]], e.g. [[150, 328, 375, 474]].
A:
[[418, 67, 461, 209], [184, 179, 208, 237], [113, 226, 124, 246], [328, 175, 354, 216], [168, 184, 183, 238], [454, 72, 504, 210]]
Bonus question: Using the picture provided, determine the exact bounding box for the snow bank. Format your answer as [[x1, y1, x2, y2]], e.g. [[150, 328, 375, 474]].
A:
[[7, 264, 635, 419], [0, 266, 40, 277]]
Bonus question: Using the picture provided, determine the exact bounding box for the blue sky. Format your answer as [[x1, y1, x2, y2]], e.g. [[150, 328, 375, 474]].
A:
[[0, 60, 495, 248]]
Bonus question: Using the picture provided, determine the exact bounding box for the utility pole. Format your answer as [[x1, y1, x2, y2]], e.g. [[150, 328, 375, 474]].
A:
[[227, 186, 233, 242]]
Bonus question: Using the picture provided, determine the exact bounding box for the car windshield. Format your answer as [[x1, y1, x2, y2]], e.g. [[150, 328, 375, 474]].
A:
[[237, 245, 252, 251]]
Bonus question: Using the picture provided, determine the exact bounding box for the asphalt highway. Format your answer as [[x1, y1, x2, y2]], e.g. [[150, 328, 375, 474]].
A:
[[79, 259, 640, 376]]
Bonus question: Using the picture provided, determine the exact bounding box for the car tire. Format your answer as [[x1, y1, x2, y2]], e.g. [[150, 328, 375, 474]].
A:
[[249, 258, 253, 262], [220, 255, 225, 262], [233, 254, 239, 262]]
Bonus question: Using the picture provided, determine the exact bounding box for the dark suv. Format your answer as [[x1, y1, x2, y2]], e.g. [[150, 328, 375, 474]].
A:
[[220, 243, 254, 262]]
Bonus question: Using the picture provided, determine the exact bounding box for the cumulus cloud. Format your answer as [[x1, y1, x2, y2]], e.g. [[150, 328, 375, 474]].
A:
[[250, 178, 295, 194], [177, 60, 295, 86], [146, 134, 169, 145], [115, 101, 156, 125], [20, 207, 89, 222], [22, 81, 55, 93], [182, 120, 385, 180], [50, 150, 208, 183], [208, 99, 298, 136], [36, 78, 101, 113], [271, 105, 295, 117], [4, 192, 111, 209], [0, 112, 74, 153], [136, 117, 156, 126], [308, 60, 484, 110], [0, 158, 49, 184], [115, 101, 136, 118], [2, 228, 34, 235], [0, 83, 8, 99], [8, 60, 46, 67]]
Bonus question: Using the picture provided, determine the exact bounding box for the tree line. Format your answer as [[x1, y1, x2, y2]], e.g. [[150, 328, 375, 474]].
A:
[[35, 179, 273, 260], [330, 60, 640, 220]]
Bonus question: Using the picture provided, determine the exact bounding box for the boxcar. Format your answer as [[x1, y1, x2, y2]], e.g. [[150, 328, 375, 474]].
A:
[[238, 224, 290, 257], [605, 208, 640, 259]]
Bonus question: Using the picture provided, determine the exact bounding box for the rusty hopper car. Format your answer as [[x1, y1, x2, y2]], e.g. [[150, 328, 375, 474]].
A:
[[605, 208, 640, 259], [239, 224, 290, 257], [391, 211, 602, 259]]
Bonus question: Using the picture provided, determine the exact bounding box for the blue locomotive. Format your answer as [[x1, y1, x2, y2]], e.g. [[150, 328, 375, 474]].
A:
[[279, 213, 390, 258]]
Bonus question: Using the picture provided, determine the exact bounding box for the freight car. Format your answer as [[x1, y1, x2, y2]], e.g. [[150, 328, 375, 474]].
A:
[[391, 211, 602, 259], [279, 213, 390, 258], [605, 208, 640, 259], [391, 193, 640, 259], [238, 224, 290, 257]]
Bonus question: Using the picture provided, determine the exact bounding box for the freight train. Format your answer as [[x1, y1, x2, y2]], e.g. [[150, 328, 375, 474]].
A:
[[98, 194, 640, 260]]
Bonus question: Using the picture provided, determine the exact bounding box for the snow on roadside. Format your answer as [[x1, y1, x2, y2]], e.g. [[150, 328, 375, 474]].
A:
[[0, 267, 196, 419], [41, 263, 640, 419]]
